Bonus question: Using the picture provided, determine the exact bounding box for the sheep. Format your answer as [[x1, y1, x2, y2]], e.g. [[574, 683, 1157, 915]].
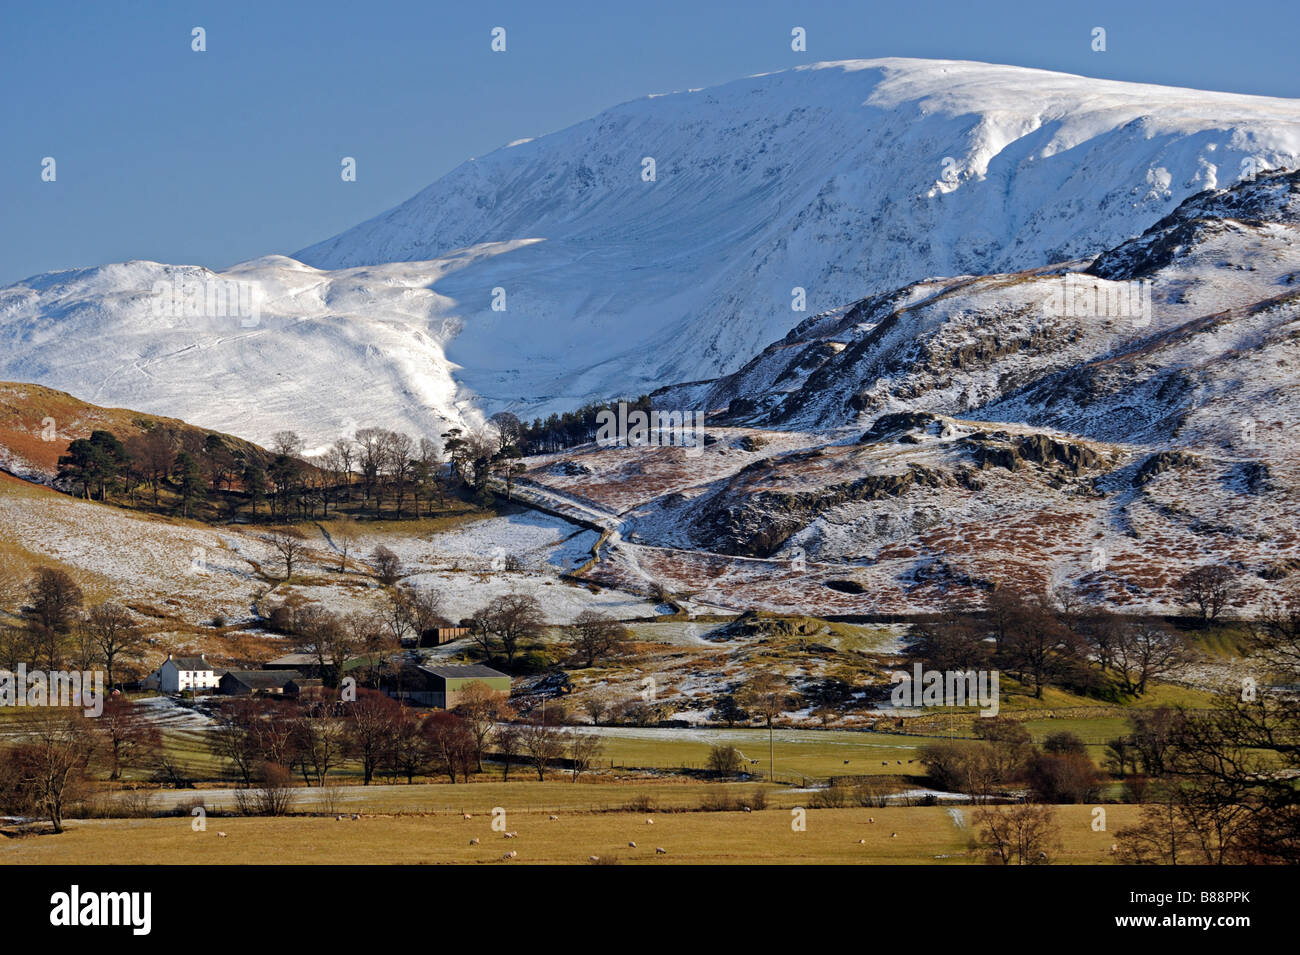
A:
[[503, 831, 517, 839], [868, 817, 874, 824], [628, 841, 637, 848], [469, 838, 480, 845], [217, 832, 227, 838], [655, 847, 667, 855], [890, 832, 897, 838], [1110, 844, 1118, 853], [645, 818, 654, 825], [843, 760, 850, 765], [589, 855, 600, 862], [351, 813, 360, 821], [881, 761, 888, 767], [742, 806, 752, 813], [549, 815, 559, 821], [462, 813, 472, 820], [502, 850, 517, 860], [335, 815, 343, 821], [857, 839, 866, 845]]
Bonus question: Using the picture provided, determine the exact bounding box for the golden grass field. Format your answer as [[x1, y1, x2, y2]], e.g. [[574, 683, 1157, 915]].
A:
[[0, 803, 1140, 865]]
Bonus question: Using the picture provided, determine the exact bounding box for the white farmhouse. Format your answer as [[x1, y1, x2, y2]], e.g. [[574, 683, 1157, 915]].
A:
[[154, 654, 220, 693]]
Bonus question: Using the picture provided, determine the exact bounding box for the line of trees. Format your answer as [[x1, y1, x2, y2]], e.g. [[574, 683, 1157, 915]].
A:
[[52, 418, 529, 525], [910, 585, 1201, 701]]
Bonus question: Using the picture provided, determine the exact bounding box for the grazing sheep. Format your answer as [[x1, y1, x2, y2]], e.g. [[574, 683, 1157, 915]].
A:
[[881, 761, 888, 766], [469, 838, 480, 845], [742, 806, 752, 813], [462, 813, 472, 820], [504, 832, 517, 839], [217, 832, 227, 838], [843, 760, 850, 765], [896, 760, 902, 765], [503, 850, 517, 860], [549, 815, 559, 821], [655, 847, 667, 855], [351, 814, 360, 821], [589, 855, 600, 862], [335, 815, 343, 821], [628, 841, 637, 848], [868, 817, 874, 824], [646, 818, 654, 825], [890, 832, 897, 838], [857, 839, 865, 845]]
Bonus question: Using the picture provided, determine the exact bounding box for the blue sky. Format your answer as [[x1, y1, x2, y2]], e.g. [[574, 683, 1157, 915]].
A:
[[3, 0, 1298, 285]]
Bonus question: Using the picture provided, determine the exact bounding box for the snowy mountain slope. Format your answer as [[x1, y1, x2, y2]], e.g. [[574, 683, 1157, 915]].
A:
[[3, 58, 1300, 451], [296, 58, 1300, 411], [0, 252, 516, 447], [530, 170, 1300, 613]]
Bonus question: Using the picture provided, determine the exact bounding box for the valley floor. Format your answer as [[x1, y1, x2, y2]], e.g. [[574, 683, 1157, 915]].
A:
[[0, 802, 1133, 866]]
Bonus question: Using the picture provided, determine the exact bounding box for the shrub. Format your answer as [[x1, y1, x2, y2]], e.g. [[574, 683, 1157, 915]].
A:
[[706, 744, 743, 776]]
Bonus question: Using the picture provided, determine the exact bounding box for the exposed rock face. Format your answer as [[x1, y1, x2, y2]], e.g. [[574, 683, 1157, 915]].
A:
[[1133, 450, 1199, 487], [693, 462, 957, 558], [964, 431, 1104, 476]]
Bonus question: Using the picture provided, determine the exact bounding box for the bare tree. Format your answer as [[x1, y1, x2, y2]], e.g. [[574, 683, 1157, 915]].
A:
[[571, 610, 630, 668], [472, 593, 545, 668], [974, 803, 1061, 865], [1254, 582, 1300, 675], [355, 428, 386, 507], [271, 430, 304, 458], [335, 525, 357, 573], [421, 711, 476, 783], [495, 722, 523, 781], [265, 527, 309, 581], [567, 730, 604, 782], [521, 719, 565, 781], [454, 681, 514, 772], [392, 583, 446, 644], [371, 545, 402, 586], [94, 697, 161, 781], [385, 431, 416, 519], [1177, 564, 1241, 625], [82, 602, 145, 688], [489, 411, 522, 453], [1111, 621, 1192, 695], [1, 711, 93, 832], [345, 690, 400, 784], [249, 761, 296, 816]]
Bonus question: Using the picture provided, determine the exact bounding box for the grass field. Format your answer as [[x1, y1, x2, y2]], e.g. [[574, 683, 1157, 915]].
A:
[[0, 804, 1139, 865]]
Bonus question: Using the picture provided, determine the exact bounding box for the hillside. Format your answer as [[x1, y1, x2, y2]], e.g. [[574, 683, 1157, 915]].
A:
[[3, 59, 1300, 446], [517, 170, 1300, 615], [0, 381, 276, 485]]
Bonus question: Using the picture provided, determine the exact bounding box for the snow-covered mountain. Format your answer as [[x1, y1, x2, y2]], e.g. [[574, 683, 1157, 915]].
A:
[[3, 58, 1300, 446]]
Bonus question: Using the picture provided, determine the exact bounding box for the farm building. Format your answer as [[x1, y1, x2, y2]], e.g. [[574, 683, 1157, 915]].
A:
[[418, 626, 470, 648], [151, 654, 221, 694], [264, 652, 323, 676], [219, 669, 303, 696], [381, 663, 510, 708]]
